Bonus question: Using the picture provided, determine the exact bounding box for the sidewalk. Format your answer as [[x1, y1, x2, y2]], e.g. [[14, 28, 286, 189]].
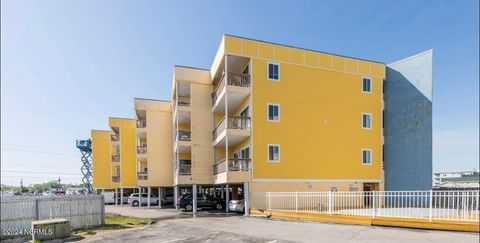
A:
[[105, 205, 181, 219]]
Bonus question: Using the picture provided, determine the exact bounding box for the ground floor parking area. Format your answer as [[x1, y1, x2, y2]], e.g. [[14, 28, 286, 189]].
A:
[[84, 207, 478, 243]]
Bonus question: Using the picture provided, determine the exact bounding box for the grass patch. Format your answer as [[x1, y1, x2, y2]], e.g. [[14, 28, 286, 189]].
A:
[[72, 214, 152, 236]]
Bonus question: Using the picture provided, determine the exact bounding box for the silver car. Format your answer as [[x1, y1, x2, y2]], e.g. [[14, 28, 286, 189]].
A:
[[228, 199, 244, 213]]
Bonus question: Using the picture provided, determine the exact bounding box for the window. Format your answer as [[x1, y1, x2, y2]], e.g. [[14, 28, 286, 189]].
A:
[[362, 77, 371, 93], [268, 144, 280, 162], [362, 113, 372, 129], [268, 62, 280, 80], [362, 149, 372, 165], [267, 104, 280, 121]]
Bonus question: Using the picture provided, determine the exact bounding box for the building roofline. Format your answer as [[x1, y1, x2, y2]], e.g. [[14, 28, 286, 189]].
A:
[[108, 117, 136, 121], [134, 97, 171, 102], [224, 33, 385, 65], [174, 64, 210, 71], [91, 129, 111, 132]]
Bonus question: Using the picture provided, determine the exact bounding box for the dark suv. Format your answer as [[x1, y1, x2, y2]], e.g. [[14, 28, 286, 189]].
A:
[[177, 193, 225, 212]]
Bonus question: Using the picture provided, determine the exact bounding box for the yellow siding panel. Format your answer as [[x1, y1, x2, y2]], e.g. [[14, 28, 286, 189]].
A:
[[118, 120, 137, 187], [318, 53, 332, 69], [291, 49, 305, 65], [345, 58, 358, 73], [358, 61, 370, 75], [305, 51, 318, 67], [91, 131, 112, 189], [258, 42, 274, 60], [242, 39, 258, 58], [370, 63, 386, 78], [224, 36, 241, 55], [331, 56, 345, 72], [274, 45, 290, 62]]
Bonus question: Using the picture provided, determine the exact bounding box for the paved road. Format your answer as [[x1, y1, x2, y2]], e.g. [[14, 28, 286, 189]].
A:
[[78, 215, 479, 243]]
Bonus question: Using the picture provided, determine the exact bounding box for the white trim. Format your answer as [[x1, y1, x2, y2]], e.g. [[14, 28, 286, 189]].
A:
[[267, 144, 281, 162], [267, 61, 280, 81], [267, 103, 281, 122], [252, 178, 382, 183], [361, 149, 372, 165], [362, 76, 372, 94], [362, 112, 372, 129]]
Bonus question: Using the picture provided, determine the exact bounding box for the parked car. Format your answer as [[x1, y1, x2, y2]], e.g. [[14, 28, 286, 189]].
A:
[[102, 192, 129, 204], [228, 199, 245, 213], [128, 193, 159, 206], [161, 194, 174, 206], [177, 193, 225, 212]]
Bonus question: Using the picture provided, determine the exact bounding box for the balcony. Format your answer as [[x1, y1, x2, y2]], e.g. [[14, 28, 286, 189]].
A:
[[213, 158, 251, 175], [111, 134, 119, 141], [137, 172, 148, 180], [212, 72, 251, 106], [179, 164, 191, 175], [213, 116, 251, 145], [112, 176, 120, 183], [178, 130, 191, 141], [136, 120, 146, 128], [111, 155, 120, 162], [178, 96, 191, 107], [137, 145, 147, 154]]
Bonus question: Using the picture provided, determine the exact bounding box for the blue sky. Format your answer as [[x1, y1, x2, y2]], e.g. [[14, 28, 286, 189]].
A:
[[1, 0, 478, 186]]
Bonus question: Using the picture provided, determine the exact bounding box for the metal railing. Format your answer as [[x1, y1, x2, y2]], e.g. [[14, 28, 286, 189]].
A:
[[178, 130, 191, 141], [212, 116, 251, 141], [137, 145, 147, 154], [250, 190, 480, 222], [212, 72, 251, 105], [111, 176, 120, 183], [137, 172, 148, 180], [111, 155, 120, 162], [136, 120, 146, 128], [111, 134, 119, 141], [179, 165, 191, 175], [213, 158, 251, 174], [178, 96, 191, 107]]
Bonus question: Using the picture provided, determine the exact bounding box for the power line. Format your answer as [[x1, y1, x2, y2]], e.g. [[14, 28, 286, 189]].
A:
[[2, 144, 76, 153], [1, 148, 78, 157], [1, 175, 82, 179], [2, 170, 80, 175], [1, 164, 80, 169]]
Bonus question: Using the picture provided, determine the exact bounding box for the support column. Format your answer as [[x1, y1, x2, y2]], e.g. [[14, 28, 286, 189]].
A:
[[147, 187, 151, 209], [120, 188, 124, 206], [231, 185, 238, 200], [213, 186, 216, 198], [192, 184, 197, 214], [244, 182, 249, 216], [221, 185, 224, 199], [138, 187, 142, 208], [158, 187, 163, 209], [115, 188, 118, 205], [198, 185, 202, 194], [225, 184, 230, 212], [174, 186, 179, 209]]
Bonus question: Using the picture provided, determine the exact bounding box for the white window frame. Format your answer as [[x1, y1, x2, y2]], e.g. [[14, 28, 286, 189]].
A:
[[362, 113, 372, 129], [267, 61, 280, 81], [267, 103, 281, 122], [267, 144, 281, 162], [361, 149, 372, 165], [362, 76, 372, 94]]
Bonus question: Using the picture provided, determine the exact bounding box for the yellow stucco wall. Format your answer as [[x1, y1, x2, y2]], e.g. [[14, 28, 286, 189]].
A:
[[223, 35, 385, 181], [109, 118, 137, 187], [91, 130, 112, 189]]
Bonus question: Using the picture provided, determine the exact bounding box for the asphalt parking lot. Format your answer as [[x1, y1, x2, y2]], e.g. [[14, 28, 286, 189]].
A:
[[83, 206, 479, 243]]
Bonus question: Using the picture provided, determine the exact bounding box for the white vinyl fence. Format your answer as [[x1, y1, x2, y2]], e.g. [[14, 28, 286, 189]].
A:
[[1, 195, 105, 237], [250, 190, 480, 223]]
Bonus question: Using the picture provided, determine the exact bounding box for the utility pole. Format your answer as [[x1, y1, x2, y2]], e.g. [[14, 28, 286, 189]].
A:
[[20, 178, 25, 192]]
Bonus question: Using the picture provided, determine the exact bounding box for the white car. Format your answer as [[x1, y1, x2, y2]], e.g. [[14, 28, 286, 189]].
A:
[[128, 193, 159, 206], [228, 199, 245, 213]]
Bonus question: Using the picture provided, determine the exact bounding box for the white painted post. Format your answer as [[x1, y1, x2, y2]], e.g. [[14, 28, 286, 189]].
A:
[[429, 189, 433, 222], [295, 191, 298, 213], [158, 187, 163, 209], [268, 192, 271, 211], [328, 191, 333, 215], [120, 188, 124, 206], [221, 185, 224, 199], [174, 186, 179, 210], [192, 184, 197, 214], [138, 187, 142, 208], [147, 187, 151, 209], [115, 188, 118, 205], [225, 184, 230, 212], [372, 191, 376, 218], [244, 183, 249, 216]]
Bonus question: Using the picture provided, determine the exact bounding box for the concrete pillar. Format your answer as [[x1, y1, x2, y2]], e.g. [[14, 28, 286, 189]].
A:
[[120, 188, 124, 206], [174, 186, 179, 209], [192, 184, 197, 214], [221, 185, 224, 199], [213, 186, 216, 198], [147, 187, 151, 209], [244, 183, 249, 216], [138, 187, 142, 208], [158, 187, 163, 209], [232, 185, 238, 200], [225, 184, 230, 212], [115, 188, 118, 205], [198, 185, 202, 194]]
